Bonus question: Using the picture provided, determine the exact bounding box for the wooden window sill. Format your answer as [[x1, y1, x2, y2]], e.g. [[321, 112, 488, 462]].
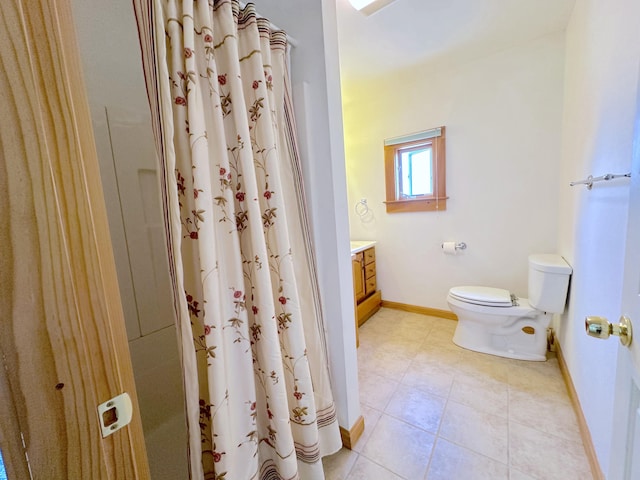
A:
[[384, 196, 448, 213]]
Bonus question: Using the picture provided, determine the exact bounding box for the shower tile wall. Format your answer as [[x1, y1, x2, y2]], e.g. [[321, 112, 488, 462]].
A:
[[92, 107, 188, 479], [130, 327, 187, 479]]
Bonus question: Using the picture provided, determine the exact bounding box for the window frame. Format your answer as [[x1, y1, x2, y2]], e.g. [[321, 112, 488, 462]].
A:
[[397, 143, 433, 198], [384, 126, 447, 213]]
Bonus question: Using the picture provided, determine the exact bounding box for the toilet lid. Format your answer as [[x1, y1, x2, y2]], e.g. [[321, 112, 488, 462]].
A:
[[449, 286, 514, 307]]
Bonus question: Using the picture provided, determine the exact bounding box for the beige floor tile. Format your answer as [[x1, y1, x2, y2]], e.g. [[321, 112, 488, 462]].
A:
[[422, 331, 459, 347], [361, 414, 435, 480], [357, 329, 392, 347], [335, 308, 593, 480], [426, 438, 509, 480], [402, 359, 455, 398], [425, 325, 459, 346], [508, 388, 582, 443], [509, 421, 593, 480], [413, 344, 461, 372], [507, 362, 569, 403], [345, 455, 404, 480], [351, 404, 383, 453], [363, 306, 397, 321], [358, 368, 399, 410], [439, 400, 509, 464], [359, 308, 431, 339], [449, 373, 509, 418], [355, 341, 377, 361], [509, 469, 538, 480], [428, 316, 458, 332], [456, 349, 510, 383], [362, 349, 414, 380], [322, 448, 358, 480], [358, 329, 394, 346], [414, 341, 464, 368], [357, 323, 387, 340], [384, 384, 446, 434], [389, 314, 434, 334], [376, 333, 427, 357]]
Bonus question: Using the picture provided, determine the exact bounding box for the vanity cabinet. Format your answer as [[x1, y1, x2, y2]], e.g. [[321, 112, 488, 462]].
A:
[[352, 245, 382, 327], [363, 248, 377, 297]]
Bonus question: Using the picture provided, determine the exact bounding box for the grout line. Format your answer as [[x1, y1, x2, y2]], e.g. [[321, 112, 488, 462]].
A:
[[422, 436, 440, 480], [342, 450, 358, 480]]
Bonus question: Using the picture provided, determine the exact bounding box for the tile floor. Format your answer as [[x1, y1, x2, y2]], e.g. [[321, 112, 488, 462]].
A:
[[323, 308, 593, 480]]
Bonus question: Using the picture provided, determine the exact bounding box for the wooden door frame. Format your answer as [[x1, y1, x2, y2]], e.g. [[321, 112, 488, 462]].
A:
[[0, 0, 150, 478]]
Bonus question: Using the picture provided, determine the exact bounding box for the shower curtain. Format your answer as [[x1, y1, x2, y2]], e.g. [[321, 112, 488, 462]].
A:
[[132, 1, 342, 478]]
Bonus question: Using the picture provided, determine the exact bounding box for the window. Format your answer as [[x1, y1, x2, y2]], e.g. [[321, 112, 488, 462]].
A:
[[398, 145, 432, 197], [384, 126, 447, 213]]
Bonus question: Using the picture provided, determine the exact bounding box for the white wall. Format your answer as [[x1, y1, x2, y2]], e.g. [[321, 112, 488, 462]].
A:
[[556, 0, 640, 475], [343, 33, 566, 310]]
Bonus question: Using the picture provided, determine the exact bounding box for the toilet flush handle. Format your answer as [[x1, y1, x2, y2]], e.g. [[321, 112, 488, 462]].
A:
[[585, 315, 633, 346]]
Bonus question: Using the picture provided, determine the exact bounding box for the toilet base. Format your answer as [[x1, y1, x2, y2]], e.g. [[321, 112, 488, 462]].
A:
[[452, 319, 549, 361]]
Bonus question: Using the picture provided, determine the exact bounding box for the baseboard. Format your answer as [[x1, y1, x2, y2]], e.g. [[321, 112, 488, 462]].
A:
[[380, 300, 458, 321], [339, 415, 365, 450], [357, 290, 382, 326], [556, 341, 605, 480]]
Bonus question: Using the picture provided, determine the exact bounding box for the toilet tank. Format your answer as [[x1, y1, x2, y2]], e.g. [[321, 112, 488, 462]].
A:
[[528, 254, 572, 313]]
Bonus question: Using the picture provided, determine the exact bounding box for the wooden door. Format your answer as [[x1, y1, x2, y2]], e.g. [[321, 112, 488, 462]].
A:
[[0, 0, 150, 478]]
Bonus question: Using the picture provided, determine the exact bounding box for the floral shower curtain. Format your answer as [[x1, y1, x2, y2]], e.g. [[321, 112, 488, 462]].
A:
[[132, 1, 342, 478]]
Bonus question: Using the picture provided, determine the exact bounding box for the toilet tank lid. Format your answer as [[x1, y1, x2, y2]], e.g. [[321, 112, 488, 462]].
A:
[[449, 286, 513, 306], [529, 254, 572, 274]]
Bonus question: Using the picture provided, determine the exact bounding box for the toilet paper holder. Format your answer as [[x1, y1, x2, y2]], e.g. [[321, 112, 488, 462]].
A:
[[441, 242, 467, 251]]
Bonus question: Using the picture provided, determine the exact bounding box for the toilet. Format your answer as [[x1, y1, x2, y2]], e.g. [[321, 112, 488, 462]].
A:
[[447, 254, 572, 361]]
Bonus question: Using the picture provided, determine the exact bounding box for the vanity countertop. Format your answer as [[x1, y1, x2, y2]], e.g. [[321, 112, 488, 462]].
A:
[[350, 240, 377, 254]]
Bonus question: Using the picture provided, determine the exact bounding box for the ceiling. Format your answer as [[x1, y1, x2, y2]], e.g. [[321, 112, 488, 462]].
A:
[[335, 0, 577, 83]]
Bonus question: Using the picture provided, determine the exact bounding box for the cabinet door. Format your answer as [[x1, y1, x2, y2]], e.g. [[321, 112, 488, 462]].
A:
[[365, 276, 377, 297], [364, 247, 376, 265], [352, 254, 365, 302], [365, 262, 376, 280]]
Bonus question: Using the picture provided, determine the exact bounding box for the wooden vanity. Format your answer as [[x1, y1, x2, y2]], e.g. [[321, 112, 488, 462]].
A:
[[351, 241, 382, 328]]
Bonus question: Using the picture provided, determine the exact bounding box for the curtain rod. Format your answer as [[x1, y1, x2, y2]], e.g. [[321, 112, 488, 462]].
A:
[[569, 172, 631, 190], [239, 1, 299, 47]]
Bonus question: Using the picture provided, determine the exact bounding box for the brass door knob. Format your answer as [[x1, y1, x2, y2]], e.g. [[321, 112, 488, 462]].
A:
[[585, 315, 632, 346]]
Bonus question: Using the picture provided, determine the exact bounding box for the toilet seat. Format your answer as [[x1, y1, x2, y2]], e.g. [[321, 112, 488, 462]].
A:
[[448, 286, 514, 307]]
